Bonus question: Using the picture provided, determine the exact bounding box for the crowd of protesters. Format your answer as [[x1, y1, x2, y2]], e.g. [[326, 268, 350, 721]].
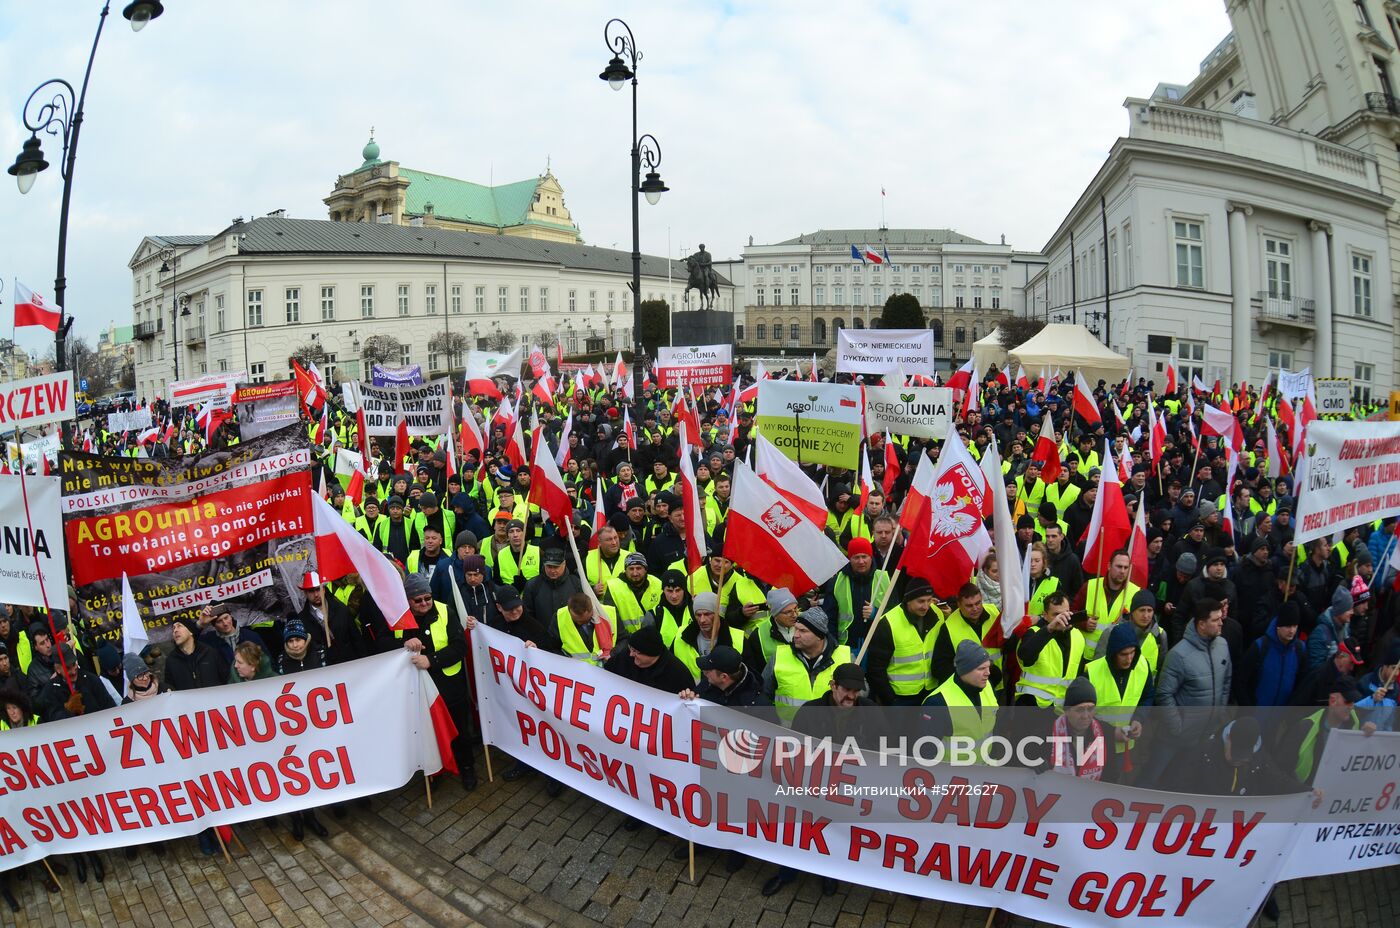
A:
[[1, 359, 1394, 916]]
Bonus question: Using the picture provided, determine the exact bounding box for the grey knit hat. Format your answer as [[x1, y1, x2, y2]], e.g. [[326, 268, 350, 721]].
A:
[[123, 653, 149, 683], [765, 588, 797, 615], [1064, 676, 1097, 708], [954, 639, 992, 675], [795, 607, 829, 638], [693, 591, 720, 615]]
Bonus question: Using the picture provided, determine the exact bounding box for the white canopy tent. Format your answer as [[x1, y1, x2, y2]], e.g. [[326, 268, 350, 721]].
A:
[[971, 327, 1009, 374], [1008, 323, 1130, 386]]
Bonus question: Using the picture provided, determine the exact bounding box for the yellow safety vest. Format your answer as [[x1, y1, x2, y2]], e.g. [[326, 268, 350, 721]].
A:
[[1083, 580, 1139, 651], [931, 675, 998, 757], [934, 607, 1003, 684], [555, 606, 609, 667], [1294, 709, 1359, 782], [1015, 626, 1086, 709], [585, 549, 627, 589], [1086, 655, 1148, 753], [882, 604, 942, 696], [496, 544, 541, 586], [393, 603, 461, 676], [1028, 574, 1060, 616], [606, 576, 661, 636], [671, 625, 746, 682], [772, 645, 852, 725], [832, 569, 892, 644]]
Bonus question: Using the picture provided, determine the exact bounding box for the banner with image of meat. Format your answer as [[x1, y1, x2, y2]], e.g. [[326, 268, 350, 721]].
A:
[[59, 424, 316, 646]]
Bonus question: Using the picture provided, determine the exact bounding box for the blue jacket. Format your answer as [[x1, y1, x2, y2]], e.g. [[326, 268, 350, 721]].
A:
[[1357, 669, 1397, 731], [1246, 619, 1305, 707], [1305, 609, 1347, 669]]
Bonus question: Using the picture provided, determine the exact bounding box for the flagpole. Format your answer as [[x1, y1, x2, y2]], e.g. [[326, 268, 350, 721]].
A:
[[853, 568, 901, 665]]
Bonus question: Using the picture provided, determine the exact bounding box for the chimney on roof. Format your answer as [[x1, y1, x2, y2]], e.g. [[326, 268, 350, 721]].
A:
[[267, 209, 286, 218]]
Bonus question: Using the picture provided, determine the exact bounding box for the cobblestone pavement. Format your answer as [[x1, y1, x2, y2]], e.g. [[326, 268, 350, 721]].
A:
[[7, 750, 1398, 928]]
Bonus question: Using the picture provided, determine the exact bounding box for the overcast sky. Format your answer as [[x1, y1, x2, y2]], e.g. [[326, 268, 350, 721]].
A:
[[0, 1, 1231, 355]]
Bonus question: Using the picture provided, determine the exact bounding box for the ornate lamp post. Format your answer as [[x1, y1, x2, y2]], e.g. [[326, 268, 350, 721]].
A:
[[599, 18, 669, 402], [8, 1, 165, 372]]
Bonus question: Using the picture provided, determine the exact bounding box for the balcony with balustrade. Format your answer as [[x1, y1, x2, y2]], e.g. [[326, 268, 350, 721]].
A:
[[1253, 291, 1315, 335]]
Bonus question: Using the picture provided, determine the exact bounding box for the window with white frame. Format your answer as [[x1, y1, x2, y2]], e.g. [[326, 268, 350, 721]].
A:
[[833, 265, 843, 275], [834, 285, 844, 304], [814, 285, 826, 304], [589, 291, 597, 313], [872, 287, 883, 305], [789, 264, 799, 273], [1177, 339, 1206, 383], [1352, 253, 1373, 316], [791, 287, 799, 306], [361, 285, 375, 318], [771, 324, 781, 341], [1173, 219, 1204, 288], [931, 287, 942, 307], [756, 290, 765, 307], [519, 287, 529, 313], [498, 286, 508, 313], [451, 284, 462, 314], [397, 284, 410, 316], [608, 292, 615, 313], [216, 294, 226, 332], [250, 362, 266, 383], [992, 296, 1001, 309], [1265, 238, 1293, 300], [954, 265, 964, 273], [474, 285, 485, 313], [428, 351, 440, 372], [955, 295, 964, 308], [540, 288, 549, 313], [247, 289, 263, 327], [425, 284, 437, 315], [284, 287, 300, 324], [1268, 349, 1293, 370], [1123, 222, 1134, 287], [320, 286, 335, 321], [1355, 362, 1374, 404], [773, 287, 782, 307], [853, 285, 863, 304], [401, 345, 412, 366], [567, 289, 576, 312]]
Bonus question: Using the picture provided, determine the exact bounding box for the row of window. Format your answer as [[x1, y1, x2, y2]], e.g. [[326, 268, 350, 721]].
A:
[[756, 263, 1002, 278], [238, 284, 620, 328], [754, 286, 1002, 309], [742, 318, 977, 345]]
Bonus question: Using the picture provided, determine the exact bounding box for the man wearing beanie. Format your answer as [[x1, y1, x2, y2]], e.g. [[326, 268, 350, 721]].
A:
[[605, 625, 693, 693], [603, 552, 662, 639], [1237, 602, 1305, 708], [921, 639, 998, 749], [163, 616, 228, 692], [865, 578, 943, 706], [671, 590, 746, 683], [763, 607, 852, 726], [930, 583, 1003, 693], [373, 495, 420, 564], [1093, 589, 1167, 675], [1037, 677, 1116, 782], [821, 537, 890, 651], [1306, 584, 1355, 670], [399, 572, 477, 791], [1084, 621, 1154, 774], [745, 588, 801, 673], [1014, 592, 1085, 709]]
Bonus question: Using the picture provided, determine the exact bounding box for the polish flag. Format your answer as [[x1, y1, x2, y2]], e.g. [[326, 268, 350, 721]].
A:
[[675, 424, 709, 574], [555, 410, 574, 467], [1015, 366, 1030, 391], [809, 355, 819, 383], [356, 407, 372, 472], [620, 409, 636, 450], [416, 668, 460, 777], [899, 451, 936, 534], [673, 390, 701, 447], [882, 434, 900, 499], [612, 351, 628, 387], [1126, 495, 1149, 590], [980, 440, 1031, 639], [531, 376, 555, 407], [1147, 398, 1166, 474], [1221, 450, 1241, 543], [960, 369, 980, 421], [1191, 375, 1208, 395], [459, 407, 486, 465], [393, 416, 411, 472], [527, 427, 573, 529], [1117, 443, 1133, 482], [727, 465, 847, 594], [1072, 376, 1101, 425], [1295, 394, 1317, 456], [13, 282, 62, 332], [1110, 398, 1125, 431], [1164, 363, 1178, 396], [292, 360, 324, 410], [946, 357, 976, 394], [556, 341, 564, 370], [1276, 397, 1297, 444], [312, 493, 414, 630], [856, 446, 875, 516], [1201, 403, 1244, 452], [898, 421, 993, 598], [1031, 410, 1061, 484], [1081, 439, 1132, 577], [1266, 419, 1290, 478], [737, 378, 760, 406], [754, 433, 828, 527], [589, 476, 607, 549], [137, 425, 160, 446], [195, 399, 232, 444], [504, 417, 528, 471], [1036, 368, 1048, 394]]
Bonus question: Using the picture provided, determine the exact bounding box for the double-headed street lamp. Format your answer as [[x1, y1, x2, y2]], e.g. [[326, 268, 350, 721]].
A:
[[599, 18, 669, 403], [155, 244, 189, 381], [8, 1, 166, 373]]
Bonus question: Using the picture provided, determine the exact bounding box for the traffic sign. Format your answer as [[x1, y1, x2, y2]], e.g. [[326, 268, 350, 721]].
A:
[[80, 378, 89, 392]]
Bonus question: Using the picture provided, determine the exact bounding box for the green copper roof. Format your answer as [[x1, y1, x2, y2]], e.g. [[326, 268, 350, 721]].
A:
[[113, 325, 134, 344], [395, 169, 575, 231]]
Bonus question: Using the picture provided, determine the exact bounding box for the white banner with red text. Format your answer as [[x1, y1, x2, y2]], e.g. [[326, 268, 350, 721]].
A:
[[0, 652, 444, 872], [473, 627, 1309, 928], [1293, 421, 1400, 545], [0, 474, 67, 610]]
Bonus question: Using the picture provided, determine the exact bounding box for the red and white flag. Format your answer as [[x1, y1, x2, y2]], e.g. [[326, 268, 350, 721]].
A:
[[1072, 376, 1101, 425], [312, 493, 414, 630], [946, 356, 975, 395], [1030, 410, 1061, 484], [346, 462, 366, 508], [672, 390, 702, 448], [754, 433, 828, 528], [459, 406, 486, 464], [899, 451, 936, 533], [856, 446, 875, 516], [504, 416, 528, 471], [675, 424, 709, 574], [555, 410, 574, 467], [881, 434, 900, 499], [292, 360, 324, 410], [356, 407, 372, 472], [1266, 419, 1290, 479], [527, 427, 573, 529], [898, 421, 993, 598], [1220, 449, 1241, 542], [980, 440, 1030, 638], [589, 476, 607, 550], [1147, 397, 1166, 474], [1201, 403, 1244, 452], [1126, 495, 1149, 590], [393, 415, 411, 472], [727, 465, 846, 594], [1081, 439, 1132, 577], [620, 408, 636, 450], [1164, 362, 1178, 396], [13, 281, 62, 332], [1295, 394, 1317, 457], [416, 669, 459, 776], [1015, 366, 1030, 391]]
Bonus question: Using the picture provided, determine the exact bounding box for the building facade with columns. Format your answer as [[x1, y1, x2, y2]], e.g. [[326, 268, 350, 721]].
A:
[[129, 216, 729, 402], [726, 229, 1043, 370], [323, 136, 582, 243], [1024, 96, 1393, 400]]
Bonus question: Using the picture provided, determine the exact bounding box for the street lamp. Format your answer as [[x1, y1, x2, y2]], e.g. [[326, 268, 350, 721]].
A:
[[8, 0, 165, 373], [599, 17, 668, 402], [156, 245, 182, 381]]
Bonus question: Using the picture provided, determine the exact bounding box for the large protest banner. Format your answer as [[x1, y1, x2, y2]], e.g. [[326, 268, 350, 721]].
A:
[[863, 385, 953, 439], [168, 371, 245, 408], [106, 407, 151, 434], [233, 380, 300, 440], [357, 378, 452, 438], [0, 371, 73, 431], [1279, 729, 1400, 878], [836, 329, 935, 377], [0, 474, 67, 609], [372, 363, 424, 387], [655, 344, 733, 388], [0, 652, 446, 872], [1293, 421, 1400, 545], [59, 425, 315, 645], [755, 380, 862, 469], [473, 627, 1309, 928], [1277, 367, 1313, 403]]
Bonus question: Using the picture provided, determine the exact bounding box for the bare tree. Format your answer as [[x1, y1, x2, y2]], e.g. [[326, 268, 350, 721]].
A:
[[428, 331, 469, 374], [288, 341, 328, 370], [360, 334, 403, 368], [484, 331, 514, 352], [533, 330, 559, 353]]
